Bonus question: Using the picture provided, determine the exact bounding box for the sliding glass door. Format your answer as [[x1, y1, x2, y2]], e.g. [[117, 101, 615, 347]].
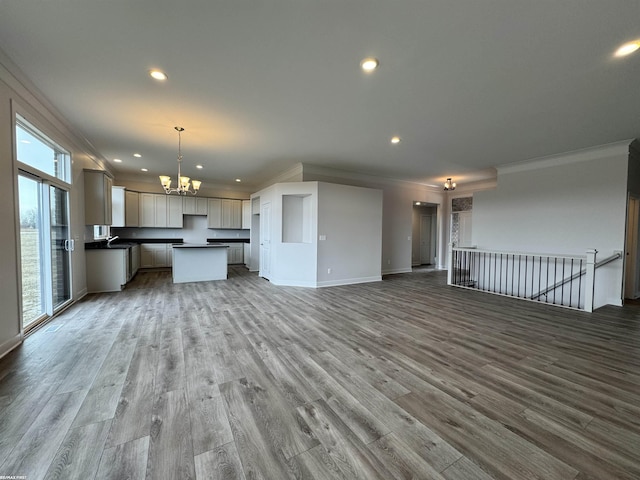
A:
[[50, 185, 71, 310], [16, 116, 72, 331], [18, 175, 46, 327]]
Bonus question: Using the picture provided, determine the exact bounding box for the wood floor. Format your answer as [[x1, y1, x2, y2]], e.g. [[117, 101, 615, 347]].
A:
[[1, 266, 639, 480]]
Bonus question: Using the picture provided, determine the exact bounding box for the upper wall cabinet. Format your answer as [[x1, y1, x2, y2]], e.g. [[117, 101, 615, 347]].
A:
[[207, 198, 222, 228], [222, 199, 242, 229], [140, 193, 183, 228], [112, 187, 139, 227], [242, 200, 251, 229], [84, 170, 113, 225], [183, 196, 208, 215]]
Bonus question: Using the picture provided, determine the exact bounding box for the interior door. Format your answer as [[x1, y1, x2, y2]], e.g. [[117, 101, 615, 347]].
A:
[[419, 215, 432, 264], [260, 202, 271, 278]]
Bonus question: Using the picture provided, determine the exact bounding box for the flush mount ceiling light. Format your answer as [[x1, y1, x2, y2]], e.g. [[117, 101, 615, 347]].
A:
[[159, 127, 202, 195], [196, 164, 203, 169], [391, 136, 401, 144], [444, 178, 456, 191], [149, 69, 168, 80], [141, 168, 148, 172], [133, 153, 142, 158], [360, 57, 379, 72], [615, 40, 640, 57]]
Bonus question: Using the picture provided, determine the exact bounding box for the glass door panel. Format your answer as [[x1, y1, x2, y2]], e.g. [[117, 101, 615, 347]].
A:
[[50, 185, 71, 310], [18, 175, 45, 327]]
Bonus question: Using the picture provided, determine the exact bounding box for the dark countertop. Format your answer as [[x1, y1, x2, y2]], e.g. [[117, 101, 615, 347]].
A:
[[85, 238, 184, 249], [206, 238, 250, 243], [173, 243, 229, 248]]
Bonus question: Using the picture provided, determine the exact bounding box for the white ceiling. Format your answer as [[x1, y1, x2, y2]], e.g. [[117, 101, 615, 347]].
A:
[[0, 1, 639, 189]]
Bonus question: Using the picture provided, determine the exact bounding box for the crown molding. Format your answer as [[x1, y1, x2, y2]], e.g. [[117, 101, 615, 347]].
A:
[[257, 163, 304, 190], [498, 140, 633, 175]]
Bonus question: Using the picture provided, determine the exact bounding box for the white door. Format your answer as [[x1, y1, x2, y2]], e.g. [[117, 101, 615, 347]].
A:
[[419, 215, 432, 264], [260, 202, 271, 278]]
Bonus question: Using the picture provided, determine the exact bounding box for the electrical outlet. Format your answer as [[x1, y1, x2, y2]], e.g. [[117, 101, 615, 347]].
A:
[[328, 268, 332, 274]]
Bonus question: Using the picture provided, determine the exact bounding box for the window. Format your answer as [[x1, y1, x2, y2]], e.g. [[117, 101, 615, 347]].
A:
[[16, 116, 71, 184], [93, 225, 110, 240]]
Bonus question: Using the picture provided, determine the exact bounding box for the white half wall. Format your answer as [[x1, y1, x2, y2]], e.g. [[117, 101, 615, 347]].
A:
[[473, 142, 630, 309]]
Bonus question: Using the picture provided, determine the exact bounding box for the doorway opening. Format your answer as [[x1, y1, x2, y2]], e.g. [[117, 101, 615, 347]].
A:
[[412, 202, 438, 268]]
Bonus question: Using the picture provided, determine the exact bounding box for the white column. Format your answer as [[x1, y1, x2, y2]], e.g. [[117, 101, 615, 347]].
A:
[[584, 249, 597, 312]]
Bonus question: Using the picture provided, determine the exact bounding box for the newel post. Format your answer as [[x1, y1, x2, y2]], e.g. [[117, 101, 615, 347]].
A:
[[584, 249, 597, 312], [447, 242, 455, 285]]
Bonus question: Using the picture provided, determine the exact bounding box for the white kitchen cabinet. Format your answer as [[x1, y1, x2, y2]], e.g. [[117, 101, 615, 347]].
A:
[[183, 197, 208, 215], [226, 243, 244, 264], [183, 196, 196, 215], [84, 170, 113, 225], [196, 197, 208, 215], [140, 243, 173, 268], [112, 187, 140, 227], [167, 196, 183, 228], [86, 249, 127, 292], [242, 200, 251, 229], [221, 199, 242, 229], [140, 193, 156, 227], [139, 193, 181, 228], [207, 198, 222, 228], [125, 191, 140, 227]]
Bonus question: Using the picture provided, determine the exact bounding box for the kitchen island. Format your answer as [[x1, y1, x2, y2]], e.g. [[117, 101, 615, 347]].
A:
[[172, 243, 229, 283]]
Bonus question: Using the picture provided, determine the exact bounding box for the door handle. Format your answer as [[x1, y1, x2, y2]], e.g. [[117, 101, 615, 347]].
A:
[[64, 239, 69, 251]]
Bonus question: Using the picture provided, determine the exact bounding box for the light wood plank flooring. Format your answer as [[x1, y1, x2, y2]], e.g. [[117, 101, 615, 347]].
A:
[[1, 266, 639, 479]]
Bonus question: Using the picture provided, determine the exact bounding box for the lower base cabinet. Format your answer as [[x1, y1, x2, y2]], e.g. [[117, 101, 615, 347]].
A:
[[226, 244, 244, 264], [140, 244, 173, 268], [86, 249, 127, 293]]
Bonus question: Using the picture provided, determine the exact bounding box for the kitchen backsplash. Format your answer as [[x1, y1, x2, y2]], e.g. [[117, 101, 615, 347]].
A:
[[111, 215, 249, 244]]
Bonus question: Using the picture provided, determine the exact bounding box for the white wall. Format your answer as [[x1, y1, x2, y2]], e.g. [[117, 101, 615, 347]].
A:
[[473, 142, 630, 309], [301, 165, 448, 273], [317, 182, 383, 286]]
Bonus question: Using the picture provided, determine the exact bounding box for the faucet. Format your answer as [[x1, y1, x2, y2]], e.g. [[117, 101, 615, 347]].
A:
[[107, 235, 119, 246]]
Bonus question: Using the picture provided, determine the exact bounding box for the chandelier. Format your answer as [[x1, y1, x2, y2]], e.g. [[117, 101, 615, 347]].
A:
[[159, 126, 201, 195], [444, 177, 456, 191]]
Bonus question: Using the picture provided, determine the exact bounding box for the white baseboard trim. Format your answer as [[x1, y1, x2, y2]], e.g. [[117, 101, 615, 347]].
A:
[[316, 276, 382, 288], [382, 267, 412, 276], [75, 288, 88, 301], [0, 333, 23, 360], [269, 277, 318, 288]]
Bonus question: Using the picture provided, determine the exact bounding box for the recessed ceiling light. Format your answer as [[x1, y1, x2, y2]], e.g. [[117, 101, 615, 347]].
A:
[[141, 168, 148, 172], [360, 57, 379, 73], [149, 69, 168, 80], [133, 153, 142, 158], [196, 164, 203, 169], [113, 158, 122, 163], [391, 136, 401, 144], [235, 178, 242, 183], [615, 40, 640, 57]]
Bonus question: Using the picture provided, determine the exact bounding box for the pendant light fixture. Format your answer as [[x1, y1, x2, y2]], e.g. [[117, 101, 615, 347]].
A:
[[159, 126, 201, 195]]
